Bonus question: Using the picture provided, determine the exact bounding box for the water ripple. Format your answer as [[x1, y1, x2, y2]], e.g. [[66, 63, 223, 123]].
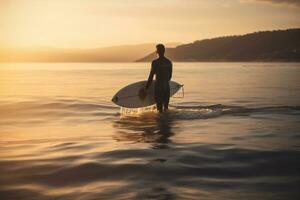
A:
[[1, 143, 299, 199]]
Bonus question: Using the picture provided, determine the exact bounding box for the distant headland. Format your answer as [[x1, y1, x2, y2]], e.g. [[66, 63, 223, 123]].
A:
[[137, 29, 300, 62]]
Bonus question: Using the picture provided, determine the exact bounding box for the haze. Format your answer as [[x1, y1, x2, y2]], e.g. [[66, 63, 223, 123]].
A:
[[1, 0, 300, 49]]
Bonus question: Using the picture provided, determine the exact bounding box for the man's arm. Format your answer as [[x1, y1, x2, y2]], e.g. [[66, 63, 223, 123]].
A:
[[168, 61, 173, 81], [145, 62, 155, 90]]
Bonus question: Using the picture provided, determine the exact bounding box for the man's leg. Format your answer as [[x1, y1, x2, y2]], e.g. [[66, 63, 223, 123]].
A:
[[163, 88, 170, 112], [156, 101, 163, 113], [155, 88, 163, 113]]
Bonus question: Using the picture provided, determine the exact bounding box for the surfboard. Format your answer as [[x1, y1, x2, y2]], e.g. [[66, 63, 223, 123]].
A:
[[112, 80, 183, 108]]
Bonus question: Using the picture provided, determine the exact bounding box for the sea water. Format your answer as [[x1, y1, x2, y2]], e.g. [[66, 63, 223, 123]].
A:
[[0, 62, 300, 200]]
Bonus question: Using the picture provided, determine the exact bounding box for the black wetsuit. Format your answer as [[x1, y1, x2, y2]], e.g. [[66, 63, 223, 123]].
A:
[[145, 56, 173, 112]]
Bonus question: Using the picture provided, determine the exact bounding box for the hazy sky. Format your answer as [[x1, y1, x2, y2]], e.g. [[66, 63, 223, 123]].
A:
[[1, 0, 299, 48]]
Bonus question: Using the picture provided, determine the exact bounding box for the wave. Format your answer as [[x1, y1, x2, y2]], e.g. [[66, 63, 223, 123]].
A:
[[0, 98, 299, 127], [119, 104, 300, 121], [1, 143, 299, 199], [168, 104, 300, 120], [1, 98, 300, 126], [0, 98, 119, 126]]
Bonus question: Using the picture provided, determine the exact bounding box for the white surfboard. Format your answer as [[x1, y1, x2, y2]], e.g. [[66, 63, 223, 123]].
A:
[[112, 81, 183, 108]]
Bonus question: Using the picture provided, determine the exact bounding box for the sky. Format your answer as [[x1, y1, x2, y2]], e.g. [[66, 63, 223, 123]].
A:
[[0, 0, 300, 48]]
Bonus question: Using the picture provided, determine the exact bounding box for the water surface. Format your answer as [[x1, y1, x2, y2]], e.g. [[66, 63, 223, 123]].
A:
[[0, 62, 300, 200]]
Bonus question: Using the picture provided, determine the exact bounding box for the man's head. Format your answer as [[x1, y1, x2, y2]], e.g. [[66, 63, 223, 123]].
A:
[[156, 44, 165, 57]]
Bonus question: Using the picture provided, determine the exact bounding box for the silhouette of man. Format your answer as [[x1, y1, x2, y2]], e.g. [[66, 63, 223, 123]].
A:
[[145, 44, 173, 113]]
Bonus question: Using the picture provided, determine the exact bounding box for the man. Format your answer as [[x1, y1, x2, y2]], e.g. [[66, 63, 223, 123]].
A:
[[144, 44, 173, 113]]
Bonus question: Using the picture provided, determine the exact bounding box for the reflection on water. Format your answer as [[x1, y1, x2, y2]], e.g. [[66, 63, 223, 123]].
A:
[[1, 63, 300, 200], [114, 112, 174, 147]]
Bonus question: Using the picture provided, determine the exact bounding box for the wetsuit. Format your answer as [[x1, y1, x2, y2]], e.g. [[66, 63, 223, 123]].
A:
[[145, 56, 173, 112]]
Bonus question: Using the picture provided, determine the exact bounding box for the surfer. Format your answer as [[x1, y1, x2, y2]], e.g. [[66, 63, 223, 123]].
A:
[[144, 44, 173, 113]]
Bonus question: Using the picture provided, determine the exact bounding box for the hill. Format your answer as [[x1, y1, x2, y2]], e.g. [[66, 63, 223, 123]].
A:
[[137, 29, 300, 62]]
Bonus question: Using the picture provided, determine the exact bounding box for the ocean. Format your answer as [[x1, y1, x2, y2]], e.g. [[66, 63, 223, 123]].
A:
[[0, 62, 300, 200]]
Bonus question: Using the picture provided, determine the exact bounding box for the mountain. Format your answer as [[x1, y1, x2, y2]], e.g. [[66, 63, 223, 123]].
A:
[[0, 43, 180, 62], [137, 29, 300, 62]]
